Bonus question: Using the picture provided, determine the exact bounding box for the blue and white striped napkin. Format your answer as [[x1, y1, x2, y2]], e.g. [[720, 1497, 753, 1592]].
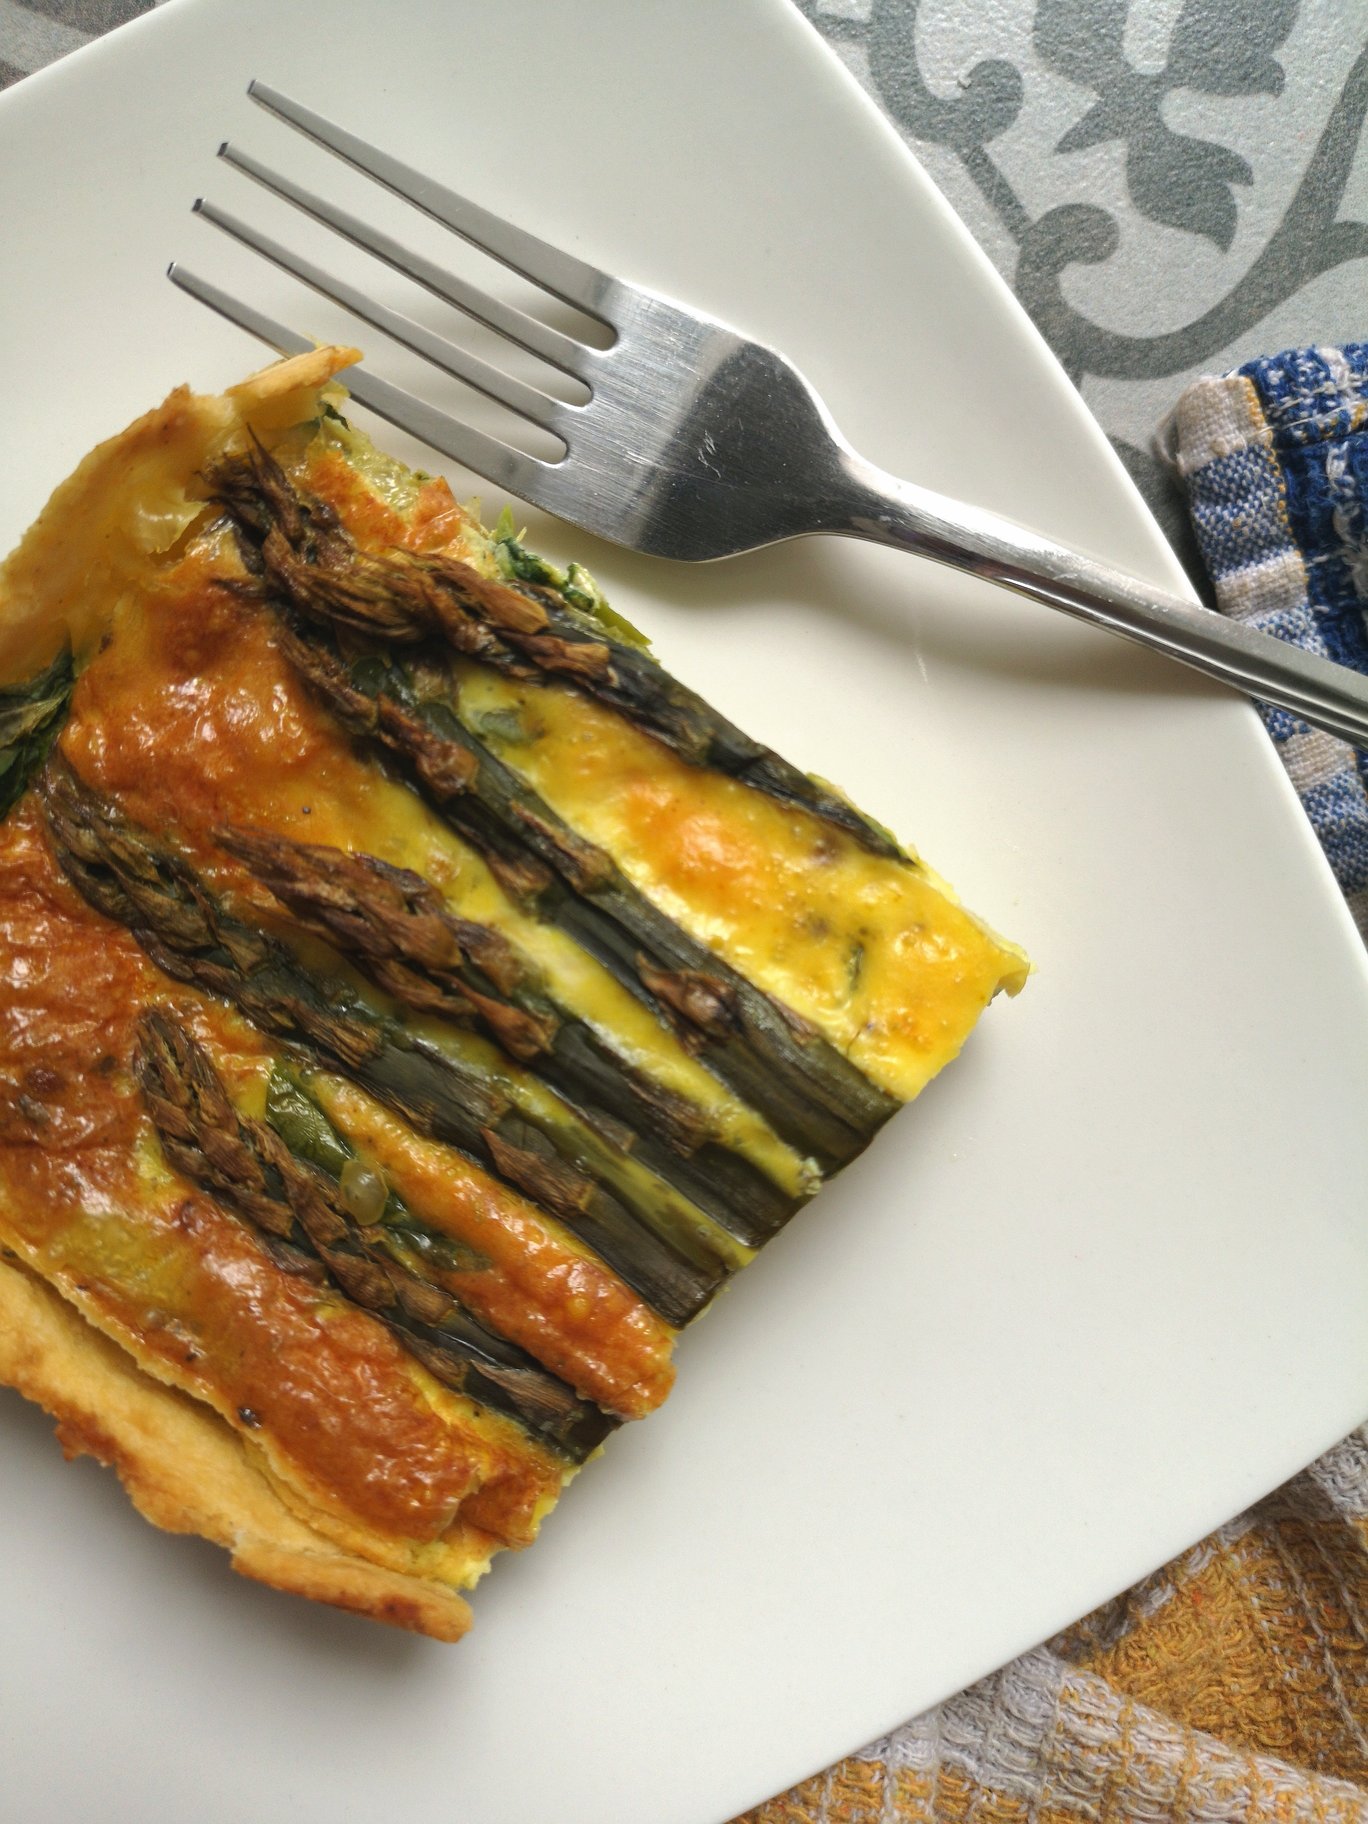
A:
[[1168, 344, 1368, 940]]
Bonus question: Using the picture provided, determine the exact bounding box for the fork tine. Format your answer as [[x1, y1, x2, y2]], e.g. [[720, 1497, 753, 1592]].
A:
[[217, 142, 591, 381], [193, 198, 570, 438], [165, 263, 553, 503], [248, 82, 614, 320], [166, 262, 313, 361]]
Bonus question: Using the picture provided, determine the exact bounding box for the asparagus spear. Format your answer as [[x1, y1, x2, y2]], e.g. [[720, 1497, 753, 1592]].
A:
[[268, 626, 899, 1172], [39, 755, 726, 1324], [208, 441, 902, 858], [219, 824, 795, 1246], [264, 1064, 491, 1282], [134, 1009, 615, 1458], [0, 646, 74, 822]]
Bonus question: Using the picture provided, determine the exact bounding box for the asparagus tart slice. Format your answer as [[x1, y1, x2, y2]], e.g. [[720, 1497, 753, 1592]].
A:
[[0, 348, 1026, 1640]]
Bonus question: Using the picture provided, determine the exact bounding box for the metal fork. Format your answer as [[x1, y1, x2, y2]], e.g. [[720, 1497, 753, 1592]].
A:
[[169, 81, 1368, 749]]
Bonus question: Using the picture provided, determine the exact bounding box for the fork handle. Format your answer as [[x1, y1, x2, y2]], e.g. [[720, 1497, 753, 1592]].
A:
[[838, 459, 1368, 749]]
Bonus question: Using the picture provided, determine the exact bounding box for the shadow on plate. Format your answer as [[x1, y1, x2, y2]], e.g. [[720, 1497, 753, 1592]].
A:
[[517, 514, 1215, 703], [0, 1383, 426, 1671]]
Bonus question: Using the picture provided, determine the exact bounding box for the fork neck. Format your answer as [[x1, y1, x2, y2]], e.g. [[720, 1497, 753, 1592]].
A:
[[829, 450, 1368, 749], [830, 448, 1183, 629]]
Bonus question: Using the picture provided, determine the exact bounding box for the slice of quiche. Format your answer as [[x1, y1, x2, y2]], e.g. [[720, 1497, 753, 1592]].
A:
[[0, 348, 1027, 1640]]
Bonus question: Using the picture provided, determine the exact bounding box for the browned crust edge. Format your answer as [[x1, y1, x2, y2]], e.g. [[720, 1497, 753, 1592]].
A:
[[0, 1250, 472, 1642]]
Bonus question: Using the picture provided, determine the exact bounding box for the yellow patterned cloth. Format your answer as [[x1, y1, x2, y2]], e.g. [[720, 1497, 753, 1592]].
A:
[[738, 1429, 1368, 1821]]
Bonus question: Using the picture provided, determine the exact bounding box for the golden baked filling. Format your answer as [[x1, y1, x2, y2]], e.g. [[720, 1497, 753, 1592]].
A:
[[0, 348, 1027, 1640]]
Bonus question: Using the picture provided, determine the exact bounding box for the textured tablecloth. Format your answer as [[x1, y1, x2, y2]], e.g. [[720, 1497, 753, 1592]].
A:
[[5, 5, 1368, 1821]]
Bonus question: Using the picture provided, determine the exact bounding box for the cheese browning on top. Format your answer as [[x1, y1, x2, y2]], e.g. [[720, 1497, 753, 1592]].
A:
[[0, 350, 1025, 1638], [453, 666, 1028, 1102]]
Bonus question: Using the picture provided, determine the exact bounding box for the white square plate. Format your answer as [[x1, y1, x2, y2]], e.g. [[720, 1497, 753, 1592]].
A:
[[3, 4, 1368, 1821]]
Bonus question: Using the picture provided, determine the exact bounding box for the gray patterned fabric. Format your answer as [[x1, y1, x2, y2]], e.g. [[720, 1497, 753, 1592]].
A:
[[0, 0, 153, 87], [795, 0, 1368, 583]]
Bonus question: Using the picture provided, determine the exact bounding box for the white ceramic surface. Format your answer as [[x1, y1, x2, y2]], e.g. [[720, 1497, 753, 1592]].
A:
[[3, 4, 1368, 1821]]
